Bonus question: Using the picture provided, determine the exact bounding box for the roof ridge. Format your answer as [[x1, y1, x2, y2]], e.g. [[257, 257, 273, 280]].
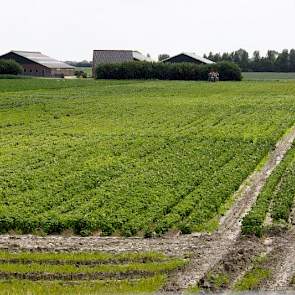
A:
[[12, 50, 42, 54], [93, 49, 134, 52]]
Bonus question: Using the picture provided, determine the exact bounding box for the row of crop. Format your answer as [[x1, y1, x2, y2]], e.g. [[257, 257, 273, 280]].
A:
[[0, 139, 269, 236], [0, 259, 186, 275], [0, 249, 173, 294], [0, 251, 166, 265], [3, 80, 295, 237], [154, 141, 268, 234], [242, 145, 295, 236], [271, 159, 295, 222], [95, 61, 242, 81], [0, 276, 166, 295]]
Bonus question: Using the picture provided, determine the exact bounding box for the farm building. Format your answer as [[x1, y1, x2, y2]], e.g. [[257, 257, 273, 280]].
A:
[[92, 50, 152, 76], [162, 52, 214, 65], [0, 51, 75, 77]]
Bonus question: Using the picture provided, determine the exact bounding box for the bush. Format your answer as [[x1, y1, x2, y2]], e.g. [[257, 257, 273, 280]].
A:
[[0, 59, 23, 75], [215, 61, 243, 81], [75, 70, 87, 78], [95, 61, 242, 81]]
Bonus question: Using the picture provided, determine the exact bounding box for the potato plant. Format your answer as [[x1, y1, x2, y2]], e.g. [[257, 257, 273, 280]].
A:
[[1, 79, 295, 236]]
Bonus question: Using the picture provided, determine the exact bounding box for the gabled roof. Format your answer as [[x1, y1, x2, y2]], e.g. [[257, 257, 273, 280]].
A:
[[162, 52, 215, 64], [93, 50, 152, 64], [10, 51, 74, 69]]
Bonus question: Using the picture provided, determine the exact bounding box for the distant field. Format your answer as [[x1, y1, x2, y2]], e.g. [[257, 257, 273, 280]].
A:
[[1, 79, 295, 236], [76, 67, 92, 77], [243, 72, 295, 80]]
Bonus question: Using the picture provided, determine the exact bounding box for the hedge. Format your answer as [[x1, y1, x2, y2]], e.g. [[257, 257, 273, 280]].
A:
[[0, 59, 23, 75], [95, 61, 242, 81]]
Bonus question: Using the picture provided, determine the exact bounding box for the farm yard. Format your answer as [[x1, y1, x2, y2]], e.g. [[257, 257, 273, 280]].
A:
[[2, 78, 295, 293]]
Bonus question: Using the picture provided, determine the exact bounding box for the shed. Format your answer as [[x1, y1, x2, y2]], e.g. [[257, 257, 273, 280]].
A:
[[0, 51, 75, 77], [92, 50, 152, 76], [162, 52, 214, 65]]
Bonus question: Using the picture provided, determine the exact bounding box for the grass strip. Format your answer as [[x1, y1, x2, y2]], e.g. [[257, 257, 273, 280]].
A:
[[234, 267, 270, 291], [0, 251, 167, 265], [0, 259, 187, 275], [234, 255, 271, 291], [0, 275, 166, 294]]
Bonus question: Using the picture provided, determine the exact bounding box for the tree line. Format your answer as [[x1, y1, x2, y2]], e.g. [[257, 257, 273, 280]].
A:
[[204, 49, 295, 72], [159, 49, 295, 72]]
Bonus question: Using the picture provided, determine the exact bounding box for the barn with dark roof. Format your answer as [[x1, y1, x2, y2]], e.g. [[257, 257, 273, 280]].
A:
[[0, 51, 75, 77], [162, 52, 214, 65], [92, 50, 152, 77]]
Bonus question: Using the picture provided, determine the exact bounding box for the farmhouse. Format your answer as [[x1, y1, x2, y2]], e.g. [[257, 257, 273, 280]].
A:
[[92, 50, 152, 76], [0, 51, 75, 77], [162, 52, 214, 65]]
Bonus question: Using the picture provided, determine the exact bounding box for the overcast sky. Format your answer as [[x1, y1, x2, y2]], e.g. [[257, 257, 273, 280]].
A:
[[1, 0, 295, 61]]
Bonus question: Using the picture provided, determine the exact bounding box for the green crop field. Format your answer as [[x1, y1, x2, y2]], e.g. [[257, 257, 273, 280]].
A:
[[242, 144, 295, 236], [1, 79, 295, 237], [243, 72, 295, 80], [0, 250, 184, 294]]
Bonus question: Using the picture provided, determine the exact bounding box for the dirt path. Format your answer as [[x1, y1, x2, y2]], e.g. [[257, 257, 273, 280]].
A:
[[162, 125, 295, 293], [263, 228, 295, 289], [0, 127, 295, 293]]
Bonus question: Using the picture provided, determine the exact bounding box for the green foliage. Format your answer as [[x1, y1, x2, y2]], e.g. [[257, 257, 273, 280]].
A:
[[0, 59, 23, 75], [0, 276, 166, 295], [1, 80, 295, 236], [75, 70, 87, 78], [205, 48, 295, 72], [206, 272, 230, 289], [215, 61, 242, 81], [0, 250, 167, 263], [0, 250, 183, 294], [242, 146, 295, 236], [0, 259, 186, 274], [95, 61, 242, 81], [234, 267, 270, 291]]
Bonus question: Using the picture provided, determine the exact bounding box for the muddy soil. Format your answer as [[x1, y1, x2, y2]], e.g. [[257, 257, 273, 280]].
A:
[[199, 237, 266, 292], [261, 229, 295, 289]]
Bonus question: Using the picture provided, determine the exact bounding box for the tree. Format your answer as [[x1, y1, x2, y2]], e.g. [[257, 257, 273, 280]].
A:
[[232, 49, 249, 71], [0, 59, 23, 75], [213, 53, 222, 62], [264, 50, 278, 71], [276, 49, 289, 72], [251, 51, 262, 71], [207, 52, 215, 61], [289, 49, 295, 72], [158, 54, 170, 61], [221, 52, 231, 62]]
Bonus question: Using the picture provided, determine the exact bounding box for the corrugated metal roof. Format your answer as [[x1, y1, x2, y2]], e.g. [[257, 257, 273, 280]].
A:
[[184, 52, 215, 64], [12, 51, 74, 69], [93, 50, 152, 65], [162, 52, 215, 64], [132, 51, 153, 62]]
